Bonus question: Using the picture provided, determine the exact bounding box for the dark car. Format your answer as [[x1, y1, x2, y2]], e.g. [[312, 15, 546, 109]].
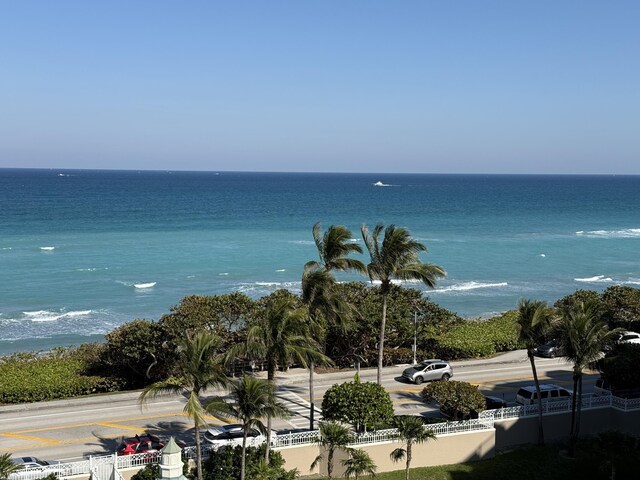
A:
[[440, 395, 507, 420], [534, 340, 564, 358], [484, 395, 508, 409], [116, 434, 165, 455]]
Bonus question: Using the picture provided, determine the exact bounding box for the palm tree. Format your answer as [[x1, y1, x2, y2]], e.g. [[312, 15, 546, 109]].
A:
[[305, 222, 367, 274], [342, 448, 377, 480], [0, 453, 20, 480], [206, 374, 291, 480], [361, 224, 446, 384], [139, 331, 229, 480], [556, 300, 622, 456], [390, 415, 436, 480], [303, 223, 364, 429], [232, 294, 329, 461], [310, 421, 354, 480], [516, 298, 552, 446]]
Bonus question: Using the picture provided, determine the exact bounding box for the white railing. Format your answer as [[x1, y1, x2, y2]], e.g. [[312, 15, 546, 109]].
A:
[[273, 430, 320, 448]]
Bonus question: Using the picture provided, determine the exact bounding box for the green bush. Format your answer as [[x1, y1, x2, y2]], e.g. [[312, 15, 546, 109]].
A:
[[201, 444, 296, 480], [321, 376, 394, 432], [0, 350, 123, 404], [421, 380, 486, 420], [433, 311, 522, 359]]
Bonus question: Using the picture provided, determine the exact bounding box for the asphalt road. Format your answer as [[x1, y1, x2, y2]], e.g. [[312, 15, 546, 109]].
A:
[[0, 354, 599, 463]]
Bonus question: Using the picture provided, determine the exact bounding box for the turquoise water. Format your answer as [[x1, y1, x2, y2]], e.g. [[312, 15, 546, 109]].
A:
[[1, 169, 639, 354]]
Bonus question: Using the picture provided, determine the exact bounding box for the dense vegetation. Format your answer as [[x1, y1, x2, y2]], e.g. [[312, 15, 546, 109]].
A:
[[1, 284, 639, 405]]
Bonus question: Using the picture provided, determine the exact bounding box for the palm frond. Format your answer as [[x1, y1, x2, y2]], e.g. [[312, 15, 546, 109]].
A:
[[389, 448, 406, 462]]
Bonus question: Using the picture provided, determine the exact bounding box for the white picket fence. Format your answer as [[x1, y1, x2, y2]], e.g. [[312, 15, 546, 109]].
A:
[[9, 394, 640, 480]]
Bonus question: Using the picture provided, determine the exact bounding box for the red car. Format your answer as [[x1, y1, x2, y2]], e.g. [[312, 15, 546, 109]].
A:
[[116, 434, 165, 456]]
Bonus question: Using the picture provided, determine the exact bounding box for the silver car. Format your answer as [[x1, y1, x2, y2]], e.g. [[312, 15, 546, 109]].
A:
[[402, 359, 453, 385]]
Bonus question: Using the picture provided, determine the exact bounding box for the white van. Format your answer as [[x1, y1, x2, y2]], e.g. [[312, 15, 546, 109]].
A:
[[516, 384, 572, 405]]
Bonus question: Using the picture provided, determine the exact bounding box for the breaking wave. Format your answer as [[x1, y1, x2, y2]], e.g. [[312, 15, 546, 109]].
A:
[[576, 229, 640, 239], [434, 281, 508, 293], [574, 275, 613, 283]]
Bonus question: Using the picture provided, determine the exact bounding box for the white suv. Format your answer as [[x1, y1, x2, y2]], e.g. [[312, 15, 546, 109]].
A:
[[516, 384, 571, 405], [402, 359, 453, 385]]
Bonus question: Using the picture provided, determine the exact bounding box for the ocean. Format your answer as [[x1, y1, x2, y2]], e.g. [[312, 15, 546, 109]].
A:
[[1, 169, 639, 355]]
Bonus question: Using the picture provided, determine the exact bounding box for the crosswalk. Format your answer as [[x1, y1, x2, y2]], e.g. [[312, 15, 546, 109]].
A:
[[276, 389, 323, 430]]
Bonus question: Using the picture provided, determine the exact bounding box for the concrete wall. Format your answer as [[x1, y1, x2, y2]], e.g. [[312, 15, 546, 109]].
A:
[[494, 408, 640, 449], [279, 429, 495, 478]]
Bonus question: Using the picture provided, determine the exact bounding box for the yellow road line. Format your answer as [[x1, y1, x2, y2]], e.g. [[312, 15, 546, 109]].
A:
[[95, 422, 142, 432], [0, 432, 60, 445]]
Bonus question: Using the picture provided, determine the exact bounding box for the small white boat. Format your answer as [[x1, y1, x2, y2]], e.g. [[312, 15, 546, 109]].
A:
[[134, 282, 156, 289], [373, 181, 389, 187]]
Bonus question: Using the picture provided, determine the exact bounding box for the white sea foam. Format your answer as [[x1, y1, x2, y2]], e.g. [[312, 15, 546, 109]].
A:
[[218, 272, 229, 276], [77, 268, 98, 272], [134, 282, 156, 289], [40, 246, 55, 251], [255, 282, 281, 286], [1, 247, 12, 250], [288, 240, 315, 245], [275, 269, 286, 272], [539, 254, 546, 257], [434, 282, 508, 293], [574, 275, 613, 283], [576, 229, 640, 238], [23, 310, 93, 322]]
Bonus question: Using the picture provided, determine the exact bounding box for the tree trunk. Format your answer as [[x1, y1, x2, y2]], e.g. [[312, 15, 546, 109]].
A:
[[406, 442, 412, 480], [569, 372, 579, 457], [266, 364, 276, 462], [240, 431, 248, 480], [575, 374, 583, 439], [194, 423, 203, 480], [328, 447, 334, 480], [377, 293, 388, 385], [529, 349, 545, 445], [309, 361, 315, 430]]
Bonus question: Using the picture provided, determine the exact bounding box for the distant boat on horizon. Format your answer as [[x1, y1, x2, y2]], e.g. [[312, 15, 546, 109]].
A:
[[373, 181, 390, 187]]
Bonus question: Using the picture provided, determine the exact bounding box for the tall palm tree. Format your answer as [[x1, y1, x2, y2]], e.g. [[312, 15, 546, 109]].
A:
[[390, 415, 436, 480], [516, 298, 552, 446], [361, 224, 446, 384], [139, 331, 228, 480], [232, 295, 329, 460], [556, 300, 622, 456], [310, 421, 354, 480], [342, 448, 377, 480], [206, 374, 291, 480], [305, 222, 367, 274], [303, 223, 363, 429], [0, 453, 20, 480]]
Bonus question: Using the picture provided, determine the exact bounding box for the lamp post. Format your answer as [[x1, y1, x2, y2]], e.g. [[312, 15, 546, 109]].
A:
[[413, 311, 418, 365]]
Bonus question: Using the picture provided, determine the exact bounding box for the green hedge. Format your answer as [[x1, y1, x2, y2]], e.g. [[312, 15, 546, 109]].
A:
[[0, 351, 123, 404], [433, 311, 522, 359]]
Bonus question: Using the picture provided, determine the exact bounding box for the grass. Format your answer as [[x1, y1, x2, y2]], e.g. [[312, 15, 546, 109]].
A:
[[313, 439, 639, 480]]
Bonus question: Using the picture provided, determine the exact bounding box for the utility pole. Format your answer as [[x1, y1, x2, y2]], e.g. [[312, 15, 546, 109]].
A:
[[413, 311, 418, 365]]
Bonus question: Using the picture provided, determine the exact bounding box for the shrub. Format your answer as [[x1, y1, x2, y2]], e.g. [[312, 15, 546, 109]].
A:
[[0, 350, 122, 404], [201, 444, 296, 480], [421, 380, 486, 420], [433, 311, 522, 359], [321, 376, 394, 432], [599, 343, 640, 392]]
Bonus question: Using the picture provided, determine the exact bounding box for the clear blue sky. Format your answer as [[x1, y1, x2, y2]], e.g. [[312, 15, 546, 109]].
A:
[[1, 1, 638, 173]]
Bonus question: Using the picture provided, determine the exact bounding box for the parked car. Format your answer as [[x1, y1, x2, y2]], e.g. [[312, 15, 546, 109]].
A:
[[402, 359, 453, 385], [10, 457, 69, 477], [116, 434, 165, 455], [617, 331, 640, 345], [484, 395, 508, 409], [516, 384, 571, 405], [593, 378, 612, 396], [203, 424, 277, 448], [534, 340, 565, 358], [11, 457, 51, 469]]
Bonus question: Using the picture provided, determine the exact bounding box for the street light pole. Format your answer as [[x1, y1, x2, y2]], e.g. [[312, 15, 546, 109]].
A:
[[413, 311, 417, 365]]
